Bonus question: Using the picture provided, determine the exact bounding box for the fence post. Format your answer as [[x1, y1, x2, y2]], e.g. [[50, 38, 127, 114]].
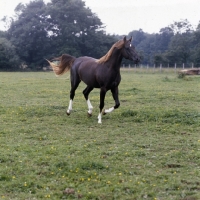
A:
[[129, 64, 130, 68], [183, 63, 184, 69], [174, 63, 177, 74], [160, 64, 162, 73], [192, 63, 194, 68]]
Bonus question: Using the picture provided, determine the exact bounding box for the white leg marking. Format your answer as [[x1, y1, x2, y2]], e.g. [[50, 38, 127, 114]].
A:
[[67, 99, 73, 114], [87, 99, 93, 114], [98, 113, 102, 124], [104, 107, 114, 114]]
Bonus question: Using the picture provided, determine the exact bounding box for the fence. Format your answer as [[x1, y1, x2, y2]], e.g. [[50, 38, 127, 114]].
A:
[[121, 63, 200, 74]]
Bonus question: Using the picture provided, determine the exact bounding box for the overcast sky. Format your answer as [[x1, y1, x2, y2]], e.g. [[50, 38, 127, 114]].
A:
[[0, 0, 199, 35]]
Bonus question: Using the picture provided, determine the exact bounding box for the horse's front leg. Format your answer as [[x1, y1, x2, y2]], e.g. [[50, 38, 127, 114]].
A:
[[67, 99, 73, 115], [103, 86, 120, 114], [98, 87, 107, 124]]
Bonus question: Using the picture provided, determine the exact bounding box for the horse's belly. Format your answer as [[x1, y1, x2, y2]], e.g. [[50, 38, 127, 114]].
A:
[[78, 69, 100, 88], [81, 77, 100, 88]]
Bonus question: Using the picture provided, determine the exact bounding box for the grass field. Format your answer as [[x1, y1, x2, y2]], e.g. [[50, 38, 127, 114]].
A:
[[0, 70, 200, 200]]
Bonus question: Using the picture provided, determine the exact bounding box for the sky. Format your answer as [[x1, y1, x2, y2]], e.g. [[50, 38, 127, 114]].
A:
[[0, 0, 200, 35]]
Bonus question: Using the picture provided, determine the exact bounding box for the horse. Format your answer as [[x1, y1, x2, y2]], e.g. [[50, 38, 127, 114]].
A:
[[47, 36, 140, 123]]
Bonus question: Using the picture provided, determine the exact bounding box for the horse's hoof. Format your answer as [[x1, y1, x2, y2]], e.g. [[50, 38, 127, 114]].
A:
[[66, 111, 70, 116], [87, 112, 92, 117], [102, 110, 106, 115], [98, 120, 102, 124]]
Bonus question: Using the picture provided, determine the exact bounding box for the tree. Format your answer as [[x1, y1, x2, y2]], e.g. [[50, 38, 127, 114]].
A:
[[7, 0, 50, 69], [169, 19, 194, 34], [0, 37, 20, 70], [5, 0, 117, 69], [127, 28, 173, 65], [128, 29, 146, 47], [152, 20, 195, 67], [45, 0, 111, 58], [190, 21, 200, 67], [165, 32, 194, 66]]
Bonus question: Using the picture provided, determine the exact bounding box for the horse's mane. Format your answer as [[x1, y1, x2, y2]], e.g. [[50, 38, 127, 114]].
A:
[[97, 40, 124, 64]]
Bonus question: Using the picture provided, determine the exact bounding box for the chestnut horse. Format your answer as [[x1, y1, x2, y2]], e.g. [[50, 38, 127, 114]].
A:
[[47, 36, 140, 123]]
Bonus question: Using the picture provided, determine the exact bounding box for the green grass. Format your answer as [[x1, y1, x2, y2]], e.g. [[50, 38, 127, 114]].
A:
[[0, 70, 200, 200]]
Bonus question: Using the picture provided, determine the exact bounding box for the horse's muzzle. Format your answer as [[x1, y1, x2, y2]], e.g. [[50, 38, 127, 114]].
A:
[[134, 58, 140, 64]]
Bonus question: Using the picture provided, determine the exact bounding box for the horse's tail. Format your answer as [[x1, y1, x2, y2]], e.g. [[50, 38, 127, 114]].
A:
[[46, 54, 76, 76]]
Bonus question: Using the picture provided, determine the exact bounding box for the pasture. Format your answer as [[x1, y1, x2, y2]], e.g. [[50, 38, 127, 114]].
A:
[[0, 70, 200, 200]]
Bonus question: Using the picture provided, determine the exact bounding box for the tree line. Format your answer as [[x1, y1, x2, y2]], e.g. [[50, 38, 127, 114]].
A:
[[129, 20, 200, 68], [0, 0, 200, 70]]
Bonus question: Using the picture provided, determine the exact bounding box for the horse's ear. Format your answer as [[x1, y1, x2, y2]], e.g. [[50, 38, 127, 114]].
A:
[[123, 36, 127, 42], [129, 36, 133, 42]]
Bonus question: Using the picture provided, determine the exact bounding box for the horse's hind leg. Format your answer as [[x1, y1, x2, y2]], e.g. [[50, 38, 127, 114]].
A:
[[66, 75, 81, 115], [83, 86, 94, 116]]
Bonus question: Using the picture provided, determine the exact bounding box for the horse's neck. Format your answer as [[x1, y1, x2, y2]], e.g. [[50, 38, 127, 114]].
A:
[[108, 49, 123, 70]]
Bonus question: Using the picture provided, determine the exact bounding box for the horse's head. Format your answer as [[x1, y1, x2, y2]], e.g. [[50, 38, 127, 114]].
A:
[[122, 36, 140, 64]]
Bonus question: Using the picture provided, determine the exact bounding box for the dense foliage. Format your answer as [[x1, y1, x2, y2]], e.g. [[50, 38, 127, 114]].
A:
[[0, 0, 200, 70], [129, 19, 200, 67], [1, 0, 117, 70]]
